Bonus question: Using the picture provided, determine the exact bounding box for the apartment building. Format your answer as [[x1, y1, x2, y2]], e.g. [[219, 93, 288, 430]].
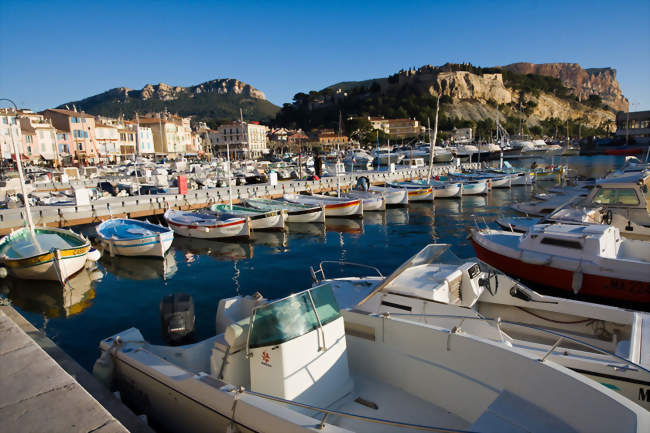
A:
[[215, 120, 268, 157], [17, 110, 58, 162], [140, 114, 193, 157], [42, 108, 98, 163], [0, 109, 22, 160], [350, 115, 426, 138], [95, 122, 121, 162]]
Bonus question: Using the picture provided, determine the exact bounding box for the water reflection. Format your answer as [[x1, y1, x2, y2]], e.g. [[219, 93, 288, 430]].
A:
[[325, 218, 364, 234], [433, 198, 461, 215], [251, 231, 288, 250], [286, 222, 326, 239], [386, 207, 409, 225], [172, 237, 253, 261], [1, 266, 102, 318], [100, 253, 178, 280], [363, 211, 386, 226]]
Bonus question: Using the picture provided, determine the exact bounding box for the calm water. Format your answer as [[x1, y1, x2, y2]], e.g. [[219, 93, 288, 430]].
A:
[[0, 155, 627, 371]]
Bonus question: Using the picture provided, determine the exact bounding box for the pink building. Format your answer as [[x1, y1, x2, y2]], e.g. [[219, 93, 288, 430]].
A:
[[42, 108, 98, 164]]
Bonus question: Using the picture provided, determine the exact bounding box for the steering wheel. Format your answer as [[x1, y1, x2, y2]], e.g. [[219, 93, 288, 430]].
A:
[[479, 268, 499, 296], [601, 208, 613, 225]]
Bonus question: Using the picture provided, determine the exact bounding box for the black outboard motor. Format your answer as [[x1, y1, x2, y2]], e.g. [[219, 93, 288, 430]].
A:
[[160, 293, 195, 345]]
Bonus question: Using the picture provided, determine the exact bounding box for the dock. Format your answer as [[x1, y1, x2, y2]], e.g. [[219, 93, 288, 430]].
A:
[[0, 305, 154, 433], [0, 165, 473, 235]]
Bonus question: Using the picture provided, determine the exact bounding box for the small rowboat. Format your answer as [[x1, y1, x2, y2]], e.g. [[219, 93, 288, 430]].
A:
[[96, 218, 173, 258], [209, 204, 287, 231], [0, 227, 92, 282], [340, 191, 386, 211], [164, 209, 249, 240], [245, 198, 325, 224], [283, 193, 363, 218], [386, 182, 434, 201]]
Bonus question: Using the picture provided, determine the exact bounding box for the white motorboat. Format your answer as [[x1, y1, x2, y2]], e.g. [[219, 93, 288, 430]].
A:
[[312, 243, 650, 410], [96, 218, 174, 258], [95, 284, 648, 433], [164, 209, 250, 239], [284, 193, 363, 218], [410, 179, 462, 198], [245, 198, 325, 224]]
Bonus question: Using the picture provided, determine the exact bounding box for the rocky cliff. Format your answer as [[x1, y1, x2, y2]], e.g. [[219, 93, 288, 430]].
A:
[[503, 63, 628, 112], [58, 78, 278, 122]]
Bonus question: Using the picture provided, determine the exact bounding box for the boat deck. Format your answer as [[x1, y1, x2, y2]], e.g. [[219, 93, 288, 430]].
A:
[[329, 374, 468, 433]]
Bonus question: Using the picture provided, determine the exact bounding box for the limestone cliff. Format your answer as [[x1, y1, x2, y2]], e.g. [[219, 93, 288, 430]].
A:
[[503, 63, 628, 112]]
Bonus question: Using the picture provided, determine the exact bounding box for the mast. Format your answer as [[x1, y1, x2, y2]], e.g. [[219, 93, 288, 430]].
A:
[[427, 94, 440, 181], [134, 113, 141, 195], [227, 141, 233, 210]]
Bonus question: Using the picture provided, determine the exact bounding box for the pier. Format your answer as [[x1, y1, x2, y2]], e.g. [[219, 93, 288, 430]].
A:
[[0, 306, 153, 433], [0, 164, 476, 234]]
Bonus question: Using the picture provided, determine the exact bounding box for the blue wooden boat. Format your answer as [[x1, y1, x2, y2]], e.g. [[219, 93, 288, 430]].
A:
[[96, 218, 174, 258]]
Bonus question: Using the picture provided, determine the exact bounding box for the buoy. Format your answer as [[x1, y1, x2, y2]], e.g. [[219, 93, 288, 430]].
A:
[[0, 267, 8, 279], [87, 248, 102, 262]]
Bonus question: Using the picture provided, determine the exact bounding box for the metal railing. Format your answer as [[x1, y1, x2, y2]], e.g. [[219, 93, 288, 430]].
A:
[[310, 260, 384, 283], [378, 312, 649, 374], [237, 387, 477, 433]]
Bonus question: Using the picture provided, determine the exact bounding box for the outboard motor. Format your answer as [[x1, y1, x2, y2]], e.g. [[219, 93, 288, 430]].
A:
[[160, 293, 195, 345]]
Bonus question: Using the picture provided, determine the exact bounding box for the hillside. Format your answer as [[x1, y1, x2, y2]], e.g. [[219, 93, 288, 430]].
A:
[[58, 79, 281, 123], [275, 62, 622, 140]]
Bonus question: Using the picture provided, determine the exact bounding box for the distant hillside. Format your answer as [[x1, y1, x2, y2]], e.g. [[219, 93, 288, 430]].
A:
[[275, 62, 621, 140], [58, 78, 281, 123]]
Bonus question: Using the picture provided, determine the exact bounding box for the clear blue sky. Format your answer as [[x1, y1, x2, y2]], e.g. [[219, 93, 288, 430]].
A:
[[1, 0, 648, 111]]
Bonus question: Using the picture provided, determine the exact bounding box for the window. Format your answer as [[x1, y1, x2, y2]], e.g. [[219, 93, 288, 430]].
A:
[[615, 189, 640, 206], [248, 284, 340, 349], [540, 237, 582, 249], [2, 117, 7, 125], [38, 131, 45, 139], [81, 118, 86, 123], [592, 188, 616, 205], [78, 143, 83, 150]]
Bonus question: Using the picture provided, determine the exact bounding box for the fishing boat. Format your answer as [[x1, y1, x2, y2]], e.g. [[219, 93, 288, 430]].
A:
[[340, 190, 386, 211], [470, 223, 650, 305], [96, 218, 174, 258], [366, 185, 409, 205], [0, 227, 92, 282], [312, 243, 650, 410], [164, 209, 250, 239], [283, 193, 363, 217], [94, 284, 648, 433], [245, 198, 325, 224], [411, 179, 462, 198], [385, 182, 434, 201], [210, 204, 286, 231]]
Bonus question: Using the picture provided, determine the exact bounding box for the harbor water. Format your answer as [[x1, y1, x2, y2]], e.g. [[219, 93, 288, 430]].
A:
[[0, 155, 628, 372]]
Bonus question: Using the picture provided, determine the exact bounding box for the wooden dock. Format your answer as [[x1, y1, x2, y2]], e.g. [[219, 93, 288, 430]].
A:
[[0, 166, 464, 235]]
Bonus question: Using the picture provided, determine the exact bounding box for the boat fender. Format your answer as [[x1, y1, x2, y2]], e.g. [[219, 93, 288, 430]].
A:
[[92, 349, 115, 389], [0, 267, 7, 279], [571, 271, 583, 294]]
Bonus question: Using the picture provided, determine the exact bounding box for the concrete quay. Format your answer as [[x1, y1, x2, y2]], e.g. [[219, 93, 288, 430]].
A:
[[0, 164, 476, 235], [0, 306, 154, 433]]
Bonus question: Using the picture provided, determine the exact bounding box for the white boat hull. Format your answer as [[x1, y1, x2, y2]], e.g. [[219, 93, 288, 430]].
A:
[[368, 186, 409, 205], [433, 184, 462, 198], [284, 194, 363, 218], [98, 232, 173, 258], [461, 181, 488, 195], [9, 250, 88, 282], [247, 211, 287, 231], [286, 207, 326, 223]]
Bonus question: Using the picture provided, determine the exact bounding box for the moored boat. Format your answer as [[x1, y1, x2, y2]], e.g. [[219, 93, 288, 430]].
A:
[[283, 193, 363, 218], [96, 218, 173, 258], [164, 209, 250, 239], [386, 182, 434, 201], [0, 227, 92, 282], [95, 283, 649, 433], [210, 204, 287, 231], [470, 224, 650, 306], [245, 198, 325, 224]]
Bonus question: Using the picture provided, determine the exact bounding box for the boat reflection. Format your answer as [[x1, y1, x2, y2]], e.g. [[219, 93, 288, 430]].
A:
[[461, 195, 488, 209], [385, 207, 409, 225], [172, 237, 253, 261], [286, 223, 326, 239], [433, 199, 461, 215], [408, 202, 435, 218], [1, 266, 102, 318], [363, 211, 386, 226], [325, 218, 364, 234], [251, 231, 288, 251], [100, 253, 178, 280]]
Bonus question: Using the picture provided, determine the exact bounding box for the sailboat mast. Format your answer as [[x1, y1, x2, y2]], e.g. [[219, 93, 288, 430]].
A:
[[227, 141, 233, 210], [427, 95, 440, 181]]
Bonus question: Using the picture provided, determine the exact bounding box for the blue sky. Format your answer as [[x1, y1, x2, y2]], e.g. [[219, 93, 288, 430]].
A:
[[1, 0, 648, 111]]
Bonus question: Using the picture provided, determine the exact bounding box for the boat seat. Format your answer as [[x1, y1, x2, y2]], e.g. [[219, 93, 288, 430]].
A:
[[470, 390, 576, 433]]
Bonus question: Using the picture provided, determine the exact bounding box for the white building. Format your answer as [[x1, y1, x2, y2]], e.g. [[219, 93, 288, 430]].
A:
[[0, 109, 22, 160], [137, 125, 155, 155], [95, 122, 121, 161], [215, 120, 268, 157]]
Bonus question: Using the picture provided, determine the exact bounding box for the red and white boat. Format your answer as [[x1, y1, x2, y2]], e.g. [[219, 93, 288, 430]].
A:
[[470, 223, 650, 305], [164, 209, 250, 239]]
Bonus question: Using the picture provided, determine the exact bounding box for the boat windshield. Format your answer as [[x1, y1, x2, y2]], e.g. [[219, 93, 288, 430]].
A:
[[248, 284, 340, 349]]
